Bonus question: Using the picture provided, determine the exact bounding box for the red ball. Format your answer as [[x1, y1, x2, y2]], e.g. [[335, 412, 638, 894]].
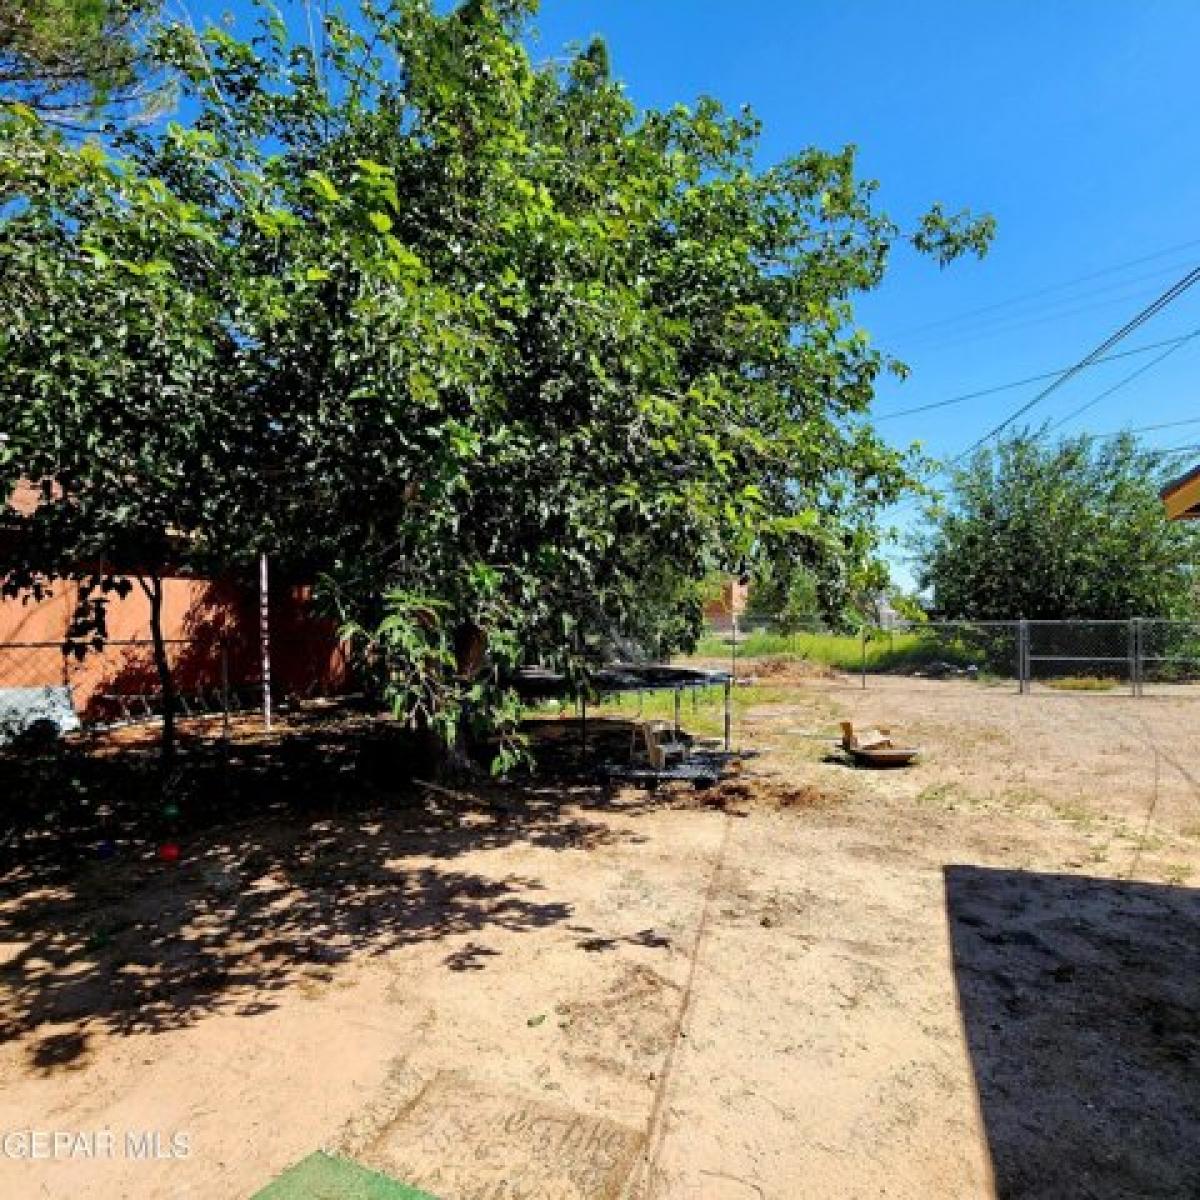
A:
[[157, 842, 181, 863]]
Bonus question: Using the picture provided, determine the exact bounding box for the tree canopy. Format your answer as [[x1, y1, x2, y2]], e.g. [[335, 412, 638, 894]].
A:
[[0, 0, 163, 119], [1, 0, 993, 762], [918, 432, 1200, 620]]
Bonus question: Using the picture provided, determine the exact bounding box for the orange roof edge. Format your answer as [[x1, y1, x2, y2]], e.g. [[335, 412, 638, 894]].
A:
[[1162, 463, 1200, 520]]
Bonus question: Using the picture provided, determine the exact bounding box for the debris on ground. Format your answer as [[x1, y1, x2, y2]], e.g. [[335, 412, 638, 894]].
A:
[[749, 656, 838, 683], [913, 661, 979, 679], [839, 721, 921, 768], [702, 776, 834, 813]]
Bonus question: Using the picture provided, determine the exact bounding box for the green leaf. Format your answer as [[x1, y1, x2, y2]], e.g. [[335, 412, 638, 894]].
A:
[[306, 170, 341, 205]]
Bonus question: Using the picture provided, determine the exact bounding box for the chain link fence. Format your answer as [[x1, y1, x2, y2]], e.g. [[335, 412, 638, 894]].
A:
[[1025, 620, 1133, 693], [1137, 619, 1200, 692], [3, 614, 1200, 741], [696, 616, 1200, 697], [0, 634, 352, 741]]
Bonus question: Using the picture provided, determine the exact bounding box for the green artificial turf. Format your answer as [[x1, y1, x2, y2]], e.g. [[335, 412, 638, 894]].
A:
[[250, 1152, 439, 1200]]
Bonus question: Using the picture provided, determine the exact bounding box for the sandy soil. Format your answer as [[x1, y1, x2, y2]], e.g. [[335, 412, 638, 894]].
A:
[[2, 674, 1199, 1199]]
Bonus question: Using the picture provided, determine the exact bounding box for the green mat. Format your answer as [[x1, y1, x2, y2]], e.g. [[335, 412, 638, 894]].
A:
[[250, 1152, 439, 1200]]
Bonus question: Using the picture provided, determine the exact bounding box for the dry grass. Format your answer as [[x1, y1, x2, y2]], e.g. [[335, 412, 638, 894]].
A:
[[1043, 675, 1120, 692]]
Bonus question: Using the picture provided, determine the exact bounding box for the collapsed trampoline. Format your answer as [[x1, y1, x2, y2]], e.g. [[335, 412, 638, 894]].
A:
[[511, 663, 740, 788]]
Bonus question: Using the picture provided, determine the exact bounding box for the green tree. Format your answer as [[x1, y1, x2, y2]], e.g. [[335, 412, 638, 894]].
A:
[[2, 0, 993, 769], [0, 106, 247, 759], [0, 0, 163, 119], [918, 432, 1200, 620], [746, 565, 821, 632], [160, 1, 988, 736]]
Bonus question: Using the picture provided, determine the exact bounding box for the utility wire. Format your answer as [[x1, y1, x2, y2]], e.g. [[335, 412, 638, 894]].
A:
[[875, 329, 1200, 422], [949, 265, 1200, 465], [885, 441, 1200, 525], [887, 236, 1200, 341], [898, 265, 1197, 352], [1090, 416, 1200, 440], [1045, 331, 1200, 433], [925, 425, 1200, 482]]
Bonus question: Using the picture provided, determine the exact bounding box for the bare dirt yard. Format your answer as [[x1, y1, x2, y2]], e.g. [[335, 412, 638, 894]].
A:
[[2, 672, 1199, 1199]]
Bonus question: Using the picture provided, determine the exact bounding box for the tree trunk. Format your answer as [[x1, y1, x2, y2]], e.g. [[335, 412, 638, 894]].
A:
[[441, 727, 476, 781], [141, 574, 176, 763], [440, 620, 488, 781]]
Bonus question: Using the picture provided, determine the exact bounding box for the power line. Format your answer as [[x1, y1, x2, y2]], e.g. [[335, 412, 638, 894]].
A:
[[875, 329, 1200, 422], [888, 444, 1200, 526], [949, 264, 1200, 465], [1091, 416, 1200, 440], [1045, 331, 1200, 433], [924, 423, 1200, 481], [897, 264, 1199, 353], [886, 236, 1200, 341]]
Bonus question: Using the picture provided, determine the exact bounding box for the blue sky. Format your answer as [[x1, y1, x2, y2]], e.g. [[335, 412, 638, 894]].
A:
[[532, 1, 1200, 586], [193, 0, 1200, 581], [526, 2, 1200, 452]]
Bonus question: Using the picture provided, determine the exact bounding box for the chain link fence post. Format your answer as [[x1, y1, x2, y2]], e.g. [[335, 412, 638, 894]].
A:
[[1134, 617, 1144, 698], [1018, 619, 1029, 694], [1122, 617, 1136, 694]]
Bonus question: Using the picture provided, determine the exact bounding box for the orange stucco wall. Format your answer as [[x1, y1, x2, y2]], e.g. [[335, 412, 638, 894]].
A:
[[0, 576, 347, 721], [1, 576, 214, 644]]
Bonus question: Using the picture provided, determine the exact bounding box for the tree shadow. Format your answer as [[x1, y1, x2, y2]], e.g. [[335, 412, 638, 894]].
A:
[[0, 712, 687, 1071], [81, 584, 348, 723], [1, 806, 595, 1060], [945, 864, 1200, 1199], [573, 927, 672, 953], [0, 802, 604, 1069]]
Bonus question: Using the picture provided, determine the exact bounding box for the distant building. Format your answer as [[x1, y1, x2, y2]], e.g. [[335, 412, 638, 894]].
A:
[[704, 578, 749, 632]]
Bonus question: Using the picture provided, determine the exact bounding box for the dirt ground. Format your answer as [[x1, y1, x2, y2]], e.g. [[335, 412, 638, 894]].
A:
[[2, 672, 1199, 1199]]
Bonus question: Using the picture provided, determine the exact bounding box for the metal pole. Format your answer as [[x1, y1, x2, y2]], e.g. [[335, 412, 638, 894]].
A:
[[1018, 619, 1029, 694], [860, 626, 867, 690], [1128, 618, 1137, 697], [580, 689, 588, 770], [723, 679, 732, 753], [1135, 617, 1144, 698], [1018, 619, 1024, 694], [259, 551, 273, 731], [221, 636, 231, 742], [673, 686, 681, 734]]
